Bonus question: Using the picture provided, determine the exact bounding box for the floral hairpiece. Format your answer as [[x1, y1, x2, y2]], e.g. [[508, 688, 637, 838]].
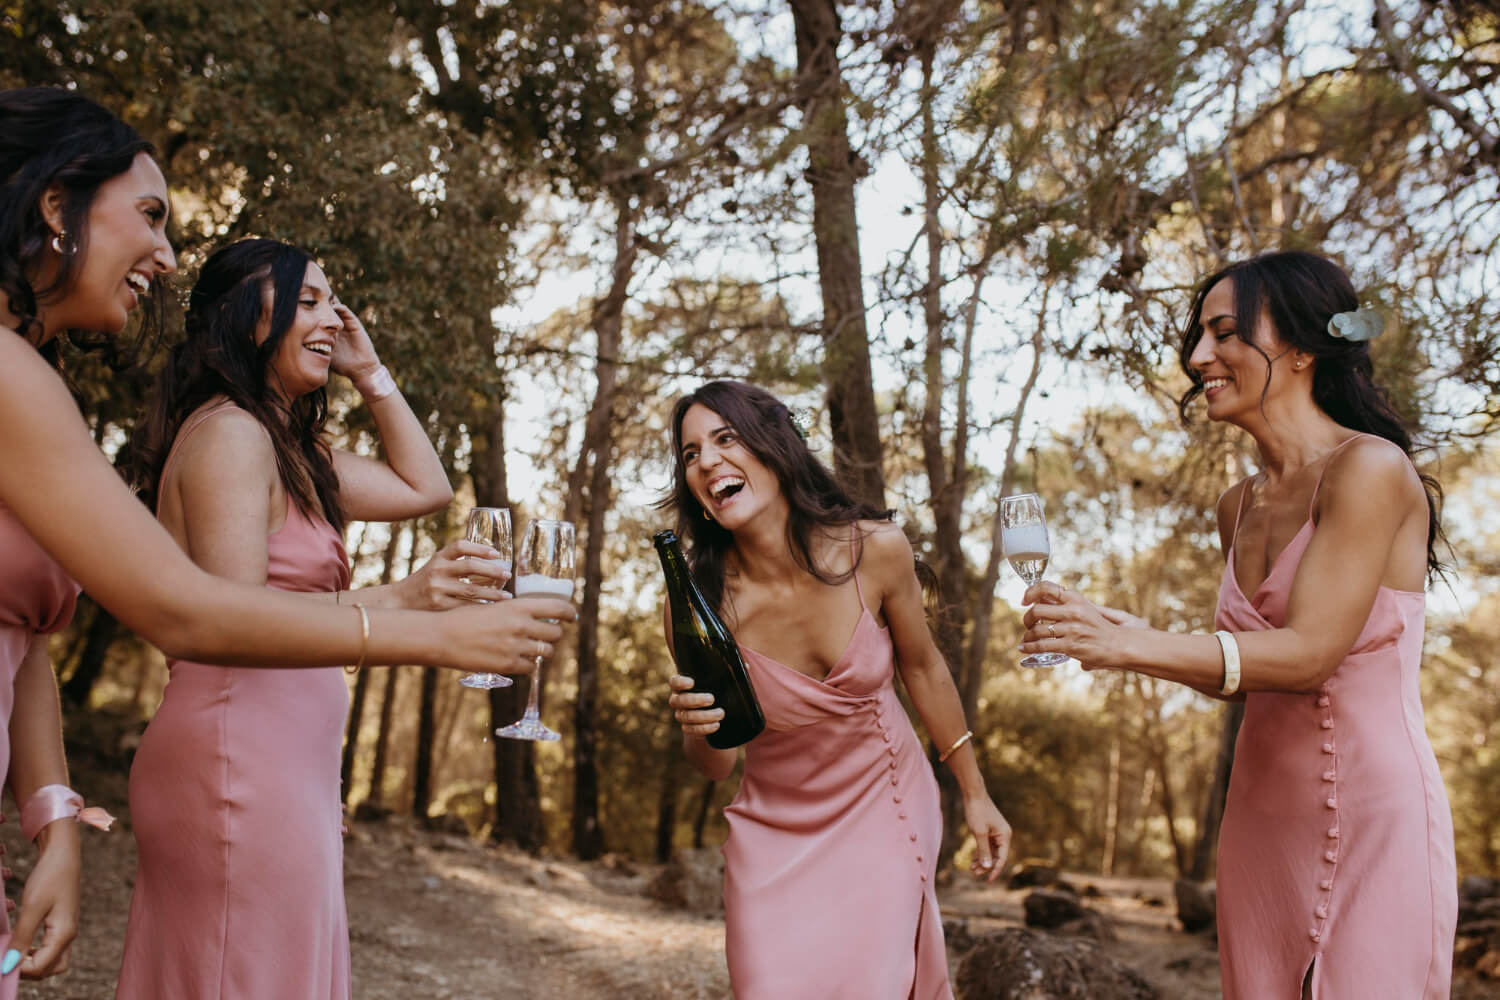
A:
[[786, 407, 809, 442], [1327, 306, 1385, 343]]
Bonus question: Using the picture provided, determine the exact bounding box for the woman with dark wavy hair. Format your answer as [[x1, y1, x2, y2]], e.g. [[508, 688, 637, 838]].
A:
[[1020, 251, 1456, 999], [0, 87, 570, 989], [662, 380, 1010, 999], [116, 237, 516, 998]]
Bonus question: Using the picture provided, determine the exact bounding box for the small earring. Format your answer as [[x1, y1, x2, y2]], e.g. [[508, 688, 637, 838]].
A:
[[702, 508, 713, 522], [50, 231, 68, 255]]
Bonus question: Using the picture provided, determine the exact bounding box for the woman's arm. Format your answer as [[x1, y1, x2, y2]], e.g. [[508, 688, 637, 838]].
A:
[[866, 523, 1010, 877], [326, 303, 452, 522], [663, 605, 739, 781], [1021, 440, 1427, 694], [0, 332, 571, 673], [5, 637, 79, 979]]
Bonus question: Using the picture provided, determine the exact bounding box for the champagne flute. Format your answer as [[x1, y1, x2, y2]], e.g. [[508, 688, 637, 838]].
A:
[[1001, 493, 1069, 668], [496, 519, 575, 742], [457, 506, 515, 690]]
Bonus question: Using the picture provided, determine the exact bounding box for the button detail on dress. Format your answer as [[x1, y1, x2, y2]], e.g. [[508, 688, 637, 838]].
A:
[[1309, 929, 1321, 941], [1322, 743, 1335, 753], [1327, 827, 1339, 839], [1326, 797, 1337, 808], [1324, 850, 1337, 863], [1320, 719, 1334, 730], [909, 833, 918, 842], [1320, 879, 1333, 890], [1322, 770, 1336, 781], [1316, 905, 1328, 918], [1317, 695, 1331, 707]]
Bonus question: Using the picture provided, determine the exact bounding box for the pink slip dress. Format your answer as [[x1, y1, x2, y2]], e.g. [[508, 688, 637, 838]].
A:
[[1214, 437, 1456, 998], [115, 403, 353, 1000], [0, 502, 79, 1000], [723, 529, 952, 1000]]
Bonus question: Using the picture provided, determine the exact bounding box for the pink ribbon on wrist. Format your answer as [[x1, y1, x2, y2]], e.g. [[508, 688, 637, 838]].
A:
[[353, 364, 397, 401], [19, 784, 115, 842]]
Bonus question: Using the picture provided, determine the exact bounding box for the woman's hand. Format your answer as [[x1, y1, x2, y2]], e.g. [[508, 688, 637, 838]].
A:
[[393, 540, 512, 610], [668, 675, 723, 737], [1018, 582, 1131, 671], [6, 826, 79, 980], [329, 299, 381, 382], [963, 795, 1012, 882], [437, 598, 574, 675]]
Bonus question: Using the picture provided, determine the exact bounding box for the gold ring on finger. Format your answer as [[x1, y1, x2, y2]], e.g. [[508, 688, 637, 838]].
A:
[[1047, 622, 1058, 638]]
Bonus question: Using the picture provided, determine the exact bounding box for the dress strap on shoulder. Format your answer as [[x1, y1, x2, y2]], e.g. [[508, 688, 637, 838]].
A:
[[1228, 477, 1256, 547], [157, 401, 243, 506], [1308, 433, 1372, 520], [849, 522, 868, 612]]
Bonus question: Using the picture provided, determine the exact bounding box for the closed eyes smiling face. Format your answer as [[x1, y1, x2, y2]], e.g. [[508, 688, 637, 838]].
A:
[[1189, 278, 1298, 424], [258, 262, 342, 402]]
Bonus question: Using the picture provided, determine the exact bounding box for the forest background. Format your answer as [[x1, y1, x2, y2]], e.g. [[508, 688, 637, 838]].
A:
[[3, 0, 1500, 886]]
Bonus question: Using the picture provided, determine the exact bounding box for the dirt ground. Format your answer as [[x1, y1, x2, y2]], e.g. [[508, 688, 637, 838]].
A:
[[3, 777, 1497, 999]]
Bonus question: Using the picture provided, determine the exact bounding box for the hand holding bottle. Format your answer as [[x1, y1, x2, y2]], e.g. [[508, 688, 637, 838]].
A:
[[668, 674, 725, 738]]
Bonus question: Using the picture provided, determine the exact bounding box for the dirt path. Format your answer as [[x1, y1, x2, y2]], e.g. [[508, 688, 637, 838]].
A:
[[5, 806, 1497, 999]]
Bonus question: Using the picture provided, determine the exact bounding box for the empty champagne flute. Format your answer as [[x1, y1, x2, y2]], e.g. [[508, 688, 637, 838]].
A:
[[496, 518, 575, 742], [1001, 493, 1069, 668], [458, 506, 515, 690]]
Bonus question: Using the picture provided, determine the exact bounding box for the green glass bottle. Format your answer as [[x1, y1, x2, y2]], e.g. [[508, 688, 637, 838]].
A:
[[653, 530, 765, 749]]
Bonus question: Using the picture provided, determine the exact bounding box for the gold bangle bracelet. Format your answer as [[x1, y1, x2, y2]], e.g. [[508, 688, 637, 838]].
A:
[[938, 729, 974, 763], [346, 603, 369, 675]]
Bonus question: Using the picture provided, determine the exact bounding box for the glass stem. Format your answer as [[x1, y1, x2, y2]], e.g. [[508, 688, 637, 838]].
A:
[[523, 657, 544, 719]]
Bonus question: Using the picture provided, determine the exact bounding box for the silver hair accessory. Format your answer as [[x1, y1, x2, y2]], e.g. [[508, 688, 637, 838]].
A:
[[1327, 307, 1385, 343], [786, 408, 809, 442]]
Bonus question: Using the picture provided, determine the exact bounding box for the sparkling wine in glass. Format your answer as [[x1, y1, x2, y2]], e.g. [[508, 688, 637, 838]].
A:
[[496, 519, 575, 742], [1001, 493, 1069, 668], [458, 506, 515, 690]]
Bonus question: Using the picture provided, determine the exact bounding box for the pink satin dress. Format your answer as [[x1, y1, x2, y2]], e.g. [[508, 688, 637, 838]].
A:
[[724, 544, 951, 1000], [116, 405, 353, 1000], [0, 503, 78, 1000], [1214, 441, 1456, 999]]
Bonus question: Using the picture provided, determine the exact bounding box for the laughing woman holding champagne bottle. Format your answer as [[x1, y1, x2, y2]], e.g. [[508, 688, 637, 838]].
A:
[[662, 380, 1010, 999], [1019, 251, 1456, 999]]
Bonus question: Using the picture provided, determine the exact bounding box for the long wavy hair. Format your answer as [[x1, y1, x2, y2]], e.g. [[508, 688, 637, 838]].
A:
[[0, 87, 165, 367], [658, 381, 894, 614], [131, 238, 344, 533], [1177, 249, 1445, 577]]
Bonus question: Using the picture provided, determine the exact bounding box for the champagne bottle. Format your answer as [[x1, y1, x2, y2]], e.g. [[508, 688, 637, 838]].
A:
[[653, 529, 765, 749]]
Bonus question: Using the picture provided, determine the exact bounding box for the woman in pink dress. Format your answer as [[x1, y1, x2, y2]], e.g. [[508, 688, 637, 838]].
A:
[[0, 88, 571, 987], [116, 238, 521, 998], [1019, 250, 1456, 999], [663, 381, 1011, 999]]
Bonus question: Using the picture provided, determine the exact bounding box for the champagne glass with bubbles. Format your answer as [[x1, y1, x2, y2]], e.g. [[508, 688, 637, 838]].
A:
[[1001, 493, 1069, 668], [496, 519, 575, 742], [457, 506, 515, 690]]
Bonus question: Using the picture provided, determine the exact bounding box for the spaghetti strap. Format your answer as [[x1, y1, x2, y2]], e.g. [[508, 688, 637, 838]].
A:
[[1307, 433, 1371, 520], [1228, 477, 1256, 547], [849, 523, 868, 612], [156, 401, 242, 509]]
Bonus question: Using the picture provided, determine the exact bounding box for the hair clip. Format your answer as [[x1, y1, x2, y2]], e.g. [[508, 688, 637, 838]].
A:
[[787, 408, 809, 442], [1327, 307, 1385, 343]]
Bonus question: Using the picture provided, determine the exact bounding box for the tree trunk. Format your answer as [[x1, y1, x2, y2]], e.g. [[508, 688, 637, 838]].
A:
[[1188, 701, 1245, 881], [789, 0, 885, 507], [368, 667, 401, 809], [1102, 735, 1121, 876], [569, 191, 634, 861], [654, 737, 681, 864], [475, 402, 545, 851], [692, 779, 716, 849], [411, 666, 440, 824], [58, 600, 118, 708], [342, 526, 405, 802]]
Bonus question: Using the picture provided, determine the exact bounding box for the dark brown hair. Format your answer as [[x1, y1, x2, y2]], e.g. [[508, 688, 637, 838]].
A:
[[658, 380, 893, 613], [132, 238, 343, 532], [1177, 250, 1445, 577]]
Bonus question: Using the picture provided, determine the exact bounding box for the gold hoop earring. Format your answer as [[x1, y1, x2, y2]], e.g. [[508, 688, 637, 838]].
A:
[[702, 508, 713, 522]]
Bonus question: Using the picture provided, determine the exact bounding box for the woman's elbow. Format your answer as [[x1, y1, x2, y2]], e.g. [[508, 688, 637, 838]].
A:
[[417, 481, 455, 515]]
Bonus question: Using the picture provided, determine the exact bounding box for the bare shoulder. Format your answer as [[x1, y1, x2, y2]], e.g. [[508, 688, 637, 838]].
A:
[[1322, 435, 1424, 511], [855, 519, 913, 577], [171, 405, 277, 485], [1215, 477, 1254, 526]]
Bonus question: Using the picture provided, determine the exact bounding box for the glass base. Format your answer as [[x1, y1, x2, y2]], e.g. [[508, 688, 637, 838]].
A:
[[1020, 652, 1070, 668], [495, 717, 561, 742], [458, 672, 514, 689]]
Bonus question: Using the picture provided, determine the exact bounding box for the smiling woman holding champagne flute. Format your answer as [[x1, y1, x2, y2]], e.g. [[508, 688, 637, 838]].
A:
[[1018, 251, 1455, 999], [114, 238, 569, 1000], [661, 380, 1010, 1000]]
